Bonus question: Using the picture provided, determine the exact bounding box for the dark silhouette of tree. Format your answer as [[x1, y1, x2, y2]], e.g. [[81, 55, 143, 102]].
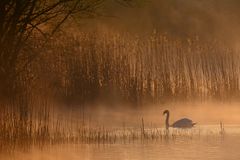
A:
[[0, 0, 140, 99]]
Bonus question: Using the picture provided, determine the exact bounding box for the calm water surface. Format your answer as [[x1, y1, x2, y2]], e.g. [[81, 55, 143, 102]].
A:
[[2, 125, 240, 160]]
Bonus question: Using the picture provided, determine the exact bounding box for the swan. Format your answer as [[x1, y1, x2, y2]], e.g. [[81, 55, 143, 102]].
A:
[[163, 110, 196, 129]]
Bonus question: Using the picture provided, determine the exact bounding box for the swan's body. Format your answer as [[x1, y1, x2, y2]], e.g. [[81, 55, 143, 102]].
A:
[[171, 118, 196, 128], [163, 110, 196, 129]]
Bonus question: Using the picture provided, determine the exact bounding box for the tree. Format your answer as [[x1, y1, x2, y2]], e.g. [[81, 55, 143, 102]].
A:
[[0, 0, 140, 99]]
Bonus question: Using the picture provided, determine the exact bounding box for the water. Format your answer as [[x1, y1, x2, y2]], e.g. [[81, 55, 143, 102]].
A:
[[2, 125, 240, 160]]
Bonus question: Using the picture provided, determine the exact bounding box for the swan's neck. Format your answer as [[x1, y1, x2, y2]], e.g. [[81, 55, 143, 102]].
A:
[[165, 113, 170, 129]]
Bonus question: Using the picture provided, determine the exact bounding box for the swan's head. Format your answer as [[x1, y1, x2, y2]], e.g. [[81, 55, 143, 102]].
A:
[[163, 110, 169, 115]]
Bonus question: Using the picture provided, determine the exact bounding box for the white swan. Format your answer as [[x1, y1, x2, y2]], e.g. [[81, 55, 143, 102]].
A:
[[163, 110, 196, 129]]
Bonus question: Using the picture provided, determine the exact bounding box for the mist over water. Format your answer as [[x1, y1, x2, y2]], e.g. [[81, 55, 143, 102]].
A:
[[1, 0, 240, 160], [2, 100, 240, 159], [2, 135, 240, 160], [69, 101, 240, 128]]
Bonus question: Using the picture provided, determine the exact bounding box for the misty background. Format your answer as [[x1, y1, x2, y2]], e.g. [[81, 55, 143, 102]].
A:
[[76, 0, 240, 46], [1, 0, 240, 150]]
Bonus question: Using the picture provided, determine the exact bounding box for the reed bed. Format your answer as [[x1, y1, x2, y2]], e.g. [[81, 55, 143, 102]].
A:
[[0, 100, 225, 152], [0, 30, 236, 151], [19, 30, 240, 106]]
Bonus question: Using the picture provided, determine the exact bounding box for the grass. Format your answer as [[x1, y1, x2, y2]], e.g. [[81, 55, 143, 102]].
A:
[[0, 101, 226, 153], [16, 30, 240, 107], [0, 30, 235, 152]]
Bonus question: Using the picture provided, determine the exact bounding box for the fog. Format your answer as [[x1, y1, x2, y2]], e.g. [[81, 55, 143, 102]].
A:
[[60, 101, 240, 128], [1, 1, 240, 159], [76, 0, 240, 47]]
